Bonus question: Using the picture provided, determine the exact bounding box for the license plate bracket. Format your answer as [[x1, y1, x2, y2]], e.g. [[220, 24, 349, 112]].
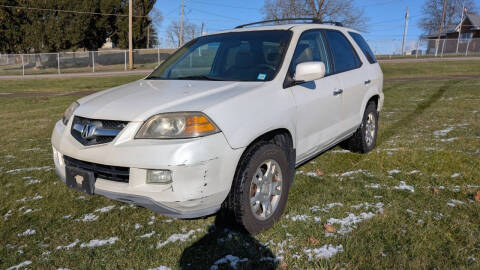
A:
[[66, 166, 96, 195]]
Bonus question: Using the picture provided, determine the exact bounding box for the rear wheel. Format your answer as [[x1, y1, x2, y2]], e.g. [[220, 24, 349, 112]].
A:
[[222, 142, 292, 234], [341, 101, 379, 153]]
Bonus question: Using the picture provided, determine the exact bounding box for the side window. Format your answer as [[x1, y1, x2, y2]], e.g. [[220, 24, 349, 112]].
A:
[[323, 30, 361, 73], [289, 30, 331, 77], [349, 32, 377, 64]]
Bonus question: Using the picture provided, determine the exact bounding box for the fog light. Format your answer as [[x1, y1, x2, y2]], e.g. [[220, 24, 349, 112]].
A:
[[147, 169, 172, 184]]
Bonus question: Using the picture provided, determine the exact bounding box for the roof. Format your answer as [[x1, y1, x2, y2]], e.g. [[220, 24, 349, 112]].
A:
[[426, 12, 480, 38], [206, 23, 356, 36], [467, 13, 480, 28]]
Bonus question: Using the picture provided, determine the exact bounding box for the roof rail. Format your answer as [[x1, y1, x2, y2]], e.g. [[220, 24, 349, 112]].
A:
[[235, 18, 343, 29]]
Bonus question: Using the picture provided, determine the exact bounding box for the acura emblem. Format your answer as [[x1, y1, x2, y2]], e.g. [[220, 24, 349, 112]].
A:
[[81, 124, 97, 139]]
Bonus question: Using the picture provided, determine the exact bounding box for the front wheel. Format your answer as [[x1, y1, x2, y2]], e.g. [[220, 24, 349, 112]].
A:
[[341, 102, 379, 153], [222, 142, 292, 234]]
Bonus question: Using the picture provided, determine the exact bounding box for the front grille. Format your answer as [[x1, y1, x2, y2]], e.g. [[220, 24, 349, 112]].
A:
[[63, 155, 129, 183], [71, 116, 128, 146]]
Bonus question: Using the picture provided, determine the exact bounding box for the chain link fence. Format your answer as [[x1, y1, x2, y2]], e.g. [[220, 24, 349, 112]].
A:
[[1, 38, 479, 76], [371, 38, 480, 60], [0, 48, 175, 76]]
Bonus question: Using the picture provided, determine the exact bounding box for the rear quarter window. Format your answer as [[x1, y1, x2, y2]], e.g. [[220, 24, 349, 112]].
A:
[[349, 32, 377, 64]]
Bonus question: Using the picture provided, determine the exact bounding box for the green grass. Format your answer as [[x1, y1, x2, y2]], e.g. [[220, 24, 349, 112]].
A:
[[1, 63, 480, 269], [380, 60, 480, 79], [0, 74, 145, 93]]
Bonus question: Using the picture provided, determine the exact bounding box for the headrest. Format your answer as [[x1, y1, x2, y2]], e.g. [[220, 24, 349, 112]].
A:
[[235, 51, 254, 68]]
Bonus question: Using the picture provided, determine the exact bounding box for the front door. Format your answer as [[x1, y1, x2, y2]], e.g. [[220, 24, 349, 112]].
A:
[[288, 30, 343, 161]]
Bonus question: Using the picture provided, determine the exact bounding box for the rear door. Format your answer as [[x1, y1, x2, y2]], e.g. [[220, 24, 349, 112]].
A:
[[288, 30, 343, 161], [323, 29, 366, 133]]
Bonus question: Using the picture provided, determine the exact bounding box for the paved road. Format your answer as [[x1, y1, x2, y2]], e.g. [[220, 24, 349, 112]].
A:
[[0, 69, 150, 80]]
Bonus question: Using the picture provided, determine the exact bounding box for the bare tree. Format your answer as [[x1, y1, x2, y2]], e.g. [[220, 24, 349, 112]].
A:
[[262, 0, 368, 30], [165, 20, 201, 48], [419, 0, 477, 35]]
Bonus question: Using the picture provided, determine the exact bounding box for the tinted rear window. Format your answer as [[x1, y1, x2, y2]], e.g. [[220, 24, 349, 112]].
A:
[[349, 32, 377, 64], [324, 30, 361, 73]]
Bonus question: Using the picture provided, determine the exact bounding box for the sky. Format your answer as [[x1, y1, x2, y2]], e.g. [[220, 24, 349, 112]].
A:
[[152, 0, 479, 53]]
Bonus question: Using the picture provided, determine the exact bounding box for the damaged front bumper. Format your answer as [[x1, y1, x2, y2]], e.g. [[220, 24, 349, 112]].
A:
[[51, 120, 244, 218]]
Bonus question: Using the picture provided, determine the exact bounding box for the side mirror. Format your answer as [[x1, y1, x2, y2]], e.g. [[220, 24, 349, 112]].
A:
[[293, 62, 326, 82]]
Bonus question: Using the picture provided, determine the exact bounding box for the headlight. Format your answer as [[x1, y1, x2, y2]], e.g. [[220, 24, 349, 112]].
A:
[[135, 112, 220, 139], [62, 102, 79, 125]]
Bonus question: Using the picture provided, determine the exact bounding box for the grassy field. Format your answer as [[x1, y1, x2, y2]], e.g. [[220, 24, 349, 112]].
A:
[[0, 62, 479, 269]]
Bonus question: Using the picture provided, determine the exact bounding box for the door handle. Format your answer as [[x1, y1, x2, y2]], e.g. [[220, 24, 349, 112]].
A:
[[364, 80, 371, 85], [333, 89, 343, 96]]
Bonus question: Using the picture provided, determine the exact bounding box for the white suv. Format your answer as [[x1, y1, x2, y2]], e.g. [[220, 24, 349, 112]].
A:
[[52, 19, 383, 234]]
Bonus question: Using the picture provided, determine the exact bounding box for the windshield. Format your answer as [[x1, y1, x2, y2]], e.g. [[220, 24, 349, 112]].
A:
[[147, 30, 292, 82]]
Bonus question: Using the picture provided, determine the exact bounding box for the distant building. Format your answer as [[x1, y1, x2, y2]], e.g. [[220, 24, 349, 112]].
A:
[[425, 12, 480, 54]]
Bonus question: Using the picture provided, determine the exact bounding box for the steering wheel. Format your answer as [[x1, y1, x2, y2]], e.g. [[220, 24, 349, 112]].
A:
[[257, 64, 276, 72]]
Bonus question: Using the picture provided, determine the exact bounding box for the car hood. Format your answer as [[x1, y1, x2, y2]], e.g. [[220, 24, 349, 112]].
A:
[[75, 79, 260, 121]]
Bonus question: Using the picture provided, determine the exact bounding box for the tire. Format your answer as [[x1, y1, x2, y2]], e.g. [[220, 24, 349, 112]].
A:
[[341, 102, 379, 153], [222, 142, 292, 234]]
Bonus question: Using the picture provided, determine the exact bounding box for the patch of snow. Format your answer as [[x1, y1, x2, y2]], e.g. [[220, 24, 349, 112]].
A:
[[25, 179, 41, 185], [374, 195, 383, 199], [433, 126, 454, 137], [62, 215, 71, 219], [286, 214, 310, 221], [3, 210, 13, 220], [447, 199, 465, 207], [77, 213, 99, 222], [94, 205, 115, 213], [157, 229, 201, 249], [332, 149, 350, 153], [340, 169, 366, 177], [406, 209, 416, 214], [56, 239, 80, 250], [147, 267, 172, 270], [440, 137, 458, 142], [304, 244, 344, 260], [6, 166, 52, 174], [310, 202, 343, 213], [394, 181, 415, 192], [6, 260, 32, 270], [407, 170, 420, 175], [451, 173, 461, 178], [388, 169, 401, 175], [21, 147, 46, 152], [17, 229, 36, 236], [134, 223, 142, 230], [80, 237, 119, 248], [139, 231, 156, 238], [365, 183, 381, 189], [210, 255, 248, 270], [327, 213, 374, 235]]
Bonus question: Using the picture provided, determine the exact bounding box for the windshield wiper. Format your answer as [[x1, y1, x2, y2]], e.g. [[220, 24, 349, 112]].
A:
[[173, 75, 225, 81]]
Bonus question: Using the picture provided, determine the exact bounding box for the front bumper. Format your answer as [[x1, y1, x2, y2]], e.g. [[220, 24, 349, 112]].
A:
[[51, 119, 244, 218]]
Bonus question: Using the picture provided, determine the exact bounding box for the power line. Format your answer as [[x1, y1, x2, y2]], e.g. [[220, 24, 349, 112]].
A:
[[0, 4, 147, 17], [186, 0, 259, 11]]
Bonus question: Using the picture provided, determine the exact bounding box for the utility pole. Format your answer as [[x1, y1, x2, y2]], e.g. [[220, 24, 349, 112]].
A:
[[128, 0, 133, 70], [456, 4, 465, 54], [401, 7, 409, 55], [179, 0, 185, 47], [147, 24, 150, 49], [436, 0, 448, 56], [201, 22, 204, 36]]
